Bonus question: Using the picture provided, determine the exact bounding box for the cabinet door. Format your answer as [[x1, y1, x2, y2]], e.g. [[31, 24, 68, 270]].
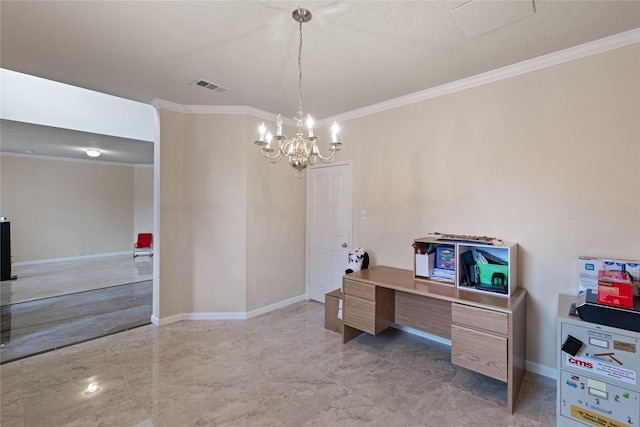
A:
[[451, 324, 508, 382]]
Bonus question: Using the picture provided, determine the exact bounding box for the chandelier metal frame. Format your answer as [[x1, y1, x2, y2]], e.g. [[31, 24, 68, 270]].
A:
[[254, 8, 341, 178]]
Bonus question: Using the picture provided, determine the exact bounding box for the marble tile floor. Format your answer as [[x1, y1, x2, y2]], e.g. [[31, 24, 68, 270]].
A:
[[1, 301, 556, 427], [2, 255, 153, 306], [1, 281, 152, 364]]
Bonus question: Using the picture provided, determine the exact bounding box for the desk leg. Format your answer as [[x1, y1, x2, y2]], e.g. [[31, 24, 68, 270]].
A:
[[342, 324, 363, 344], [507, 297, 527, 414]]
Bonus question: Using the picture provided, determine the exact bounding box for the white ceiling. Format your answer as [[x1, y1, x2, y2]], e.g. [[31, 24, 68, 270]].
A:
[[1, 0, 639, 164]]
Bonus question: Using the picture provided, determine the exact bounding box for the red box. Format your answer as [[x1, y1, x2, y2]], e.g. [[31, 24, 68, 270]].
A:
[[597, 270, 633, 309]]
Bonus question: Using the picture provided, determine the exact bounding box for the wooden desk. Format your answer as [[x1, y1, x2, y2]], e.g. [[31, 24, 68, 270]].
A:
[[342, 265, 527, 414]]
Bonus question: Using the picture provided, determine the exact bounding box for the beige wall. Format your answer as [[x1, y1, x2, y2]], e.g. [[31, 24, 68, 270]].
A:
[[246, 117, 306, 311], [340, 44, 639, 371], [157, 108, 191, 318], [156, 111, 307, 318], [0, 155, 144, 262], [183, 114, 247, 313]]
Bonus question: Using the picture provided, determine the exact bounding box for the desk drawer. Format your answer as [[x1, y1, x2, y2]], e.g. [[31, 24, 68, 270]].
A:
[[452, 324, 508, 382], [452, 303, 508, 336], [344, 294, 376, 335], [344, 279, 376, 300]]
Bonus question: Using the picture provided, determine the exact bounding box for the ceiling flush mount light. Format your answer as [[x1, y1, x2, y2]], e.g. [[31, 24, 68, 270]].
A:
[[254, 8, 342, 179], [85, 149, 101, 158]]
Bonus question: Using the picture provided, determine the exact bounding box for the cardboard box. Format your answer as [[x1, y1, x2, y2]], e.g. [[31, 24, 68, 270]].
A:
[[415, 253, 434, 278], [324, 289, 343, 334], [603, 259, 640, 282], [597, 270, 633, 309], [579, 256, 640, 294], [578, 257, 604, 293]]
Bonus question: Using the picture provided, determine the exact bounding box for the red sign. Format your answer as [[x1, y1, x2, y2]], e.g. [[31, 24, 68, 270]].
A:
[[568, 357, 594, 369]]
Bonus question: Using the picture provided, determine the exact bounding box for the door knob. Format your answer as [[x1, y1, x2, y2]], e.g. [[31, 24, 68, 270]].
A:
[[341, 243, 347, 248]]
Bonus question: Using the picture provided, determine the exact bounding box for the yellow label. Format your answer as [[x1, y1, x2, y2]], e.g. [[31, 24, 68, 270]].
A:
[[613, 341, 637, 353], [570, 405, 626, 427]]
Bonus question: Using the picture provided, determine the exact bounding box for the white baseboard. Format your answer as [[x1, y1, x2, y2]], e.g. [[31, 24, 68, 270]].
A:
[[13, 251, 131, 267], [393, 324, 452, 347], [153, 312, 247, 326], [246, 294, 307, 318], [525, 360, 556, 380], [190, 312, 247, 320], [151, 293, 307, 326], [151, 313, 186, 326]]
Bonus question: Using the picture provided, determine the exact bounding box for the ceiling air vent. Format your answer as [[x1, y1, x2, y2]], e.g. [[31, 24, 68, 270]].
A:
[[192, 79, 229, 94]]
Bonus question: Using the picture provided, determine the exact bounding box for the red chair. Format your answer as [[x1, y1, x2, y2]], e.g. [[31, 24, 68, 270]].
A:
[[133, 233, 153, 258]]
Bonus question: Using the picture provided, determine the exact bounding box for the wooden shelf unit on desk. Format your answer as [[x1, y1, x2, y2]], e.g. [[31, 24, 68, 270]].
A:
[[413, 236, 518, 296], [341, 265, 527, 414]]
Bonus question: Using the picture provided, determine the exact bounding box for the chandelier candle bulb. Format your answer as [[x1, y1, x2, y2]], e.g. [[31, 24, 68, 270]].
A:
[[331, 122, 339, 143], [306, 115, 314, 137], [259, 123, 266, 141], [265, 132, 273, 150], [276, 114, 282, 136]]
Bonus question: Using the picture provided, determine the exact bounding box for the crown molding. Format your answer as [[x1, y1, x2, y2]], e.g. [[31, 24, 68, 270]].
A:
[[151, 98, 185, 112], [152, 28, 640, 126], [184, 105, 262, 116], [323, 27, 640, 125], [151, 99, 299, 126]]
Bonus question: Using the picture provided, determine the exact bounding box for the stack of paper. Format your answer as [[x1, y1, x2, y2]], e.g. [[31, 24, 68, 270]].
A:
[[431, 268, 455, 282]]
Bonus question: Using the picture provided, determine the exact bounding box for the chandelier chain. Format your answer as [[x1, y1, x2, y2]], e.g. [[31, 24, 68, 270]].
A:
[[297, 20, 304, 122]]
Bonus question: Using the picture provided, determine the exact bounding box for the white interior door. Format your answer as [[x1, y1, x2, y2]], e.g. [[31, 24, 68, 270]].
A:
[[306, 162, 352, 303]]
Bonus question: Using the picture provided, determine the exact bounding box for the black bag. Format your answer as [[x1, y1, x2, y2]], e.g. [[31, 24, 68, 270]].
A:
[[460, 251, 477, 285]]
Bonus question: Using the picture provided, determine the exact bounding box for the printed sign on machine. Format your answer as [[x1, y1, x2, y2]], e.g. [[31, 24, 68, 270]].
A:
[[566, 354, 637, 385]]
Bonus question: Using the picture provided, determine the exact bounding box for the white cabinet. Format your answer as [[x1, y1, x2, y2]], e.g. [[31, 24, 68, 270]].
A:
[[557, 294, 640, 427]]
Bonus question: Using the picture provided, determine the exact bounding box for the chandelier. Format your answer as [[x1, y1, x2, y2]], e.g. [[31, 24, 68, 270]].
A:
[[254, 8, 341, 179]]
